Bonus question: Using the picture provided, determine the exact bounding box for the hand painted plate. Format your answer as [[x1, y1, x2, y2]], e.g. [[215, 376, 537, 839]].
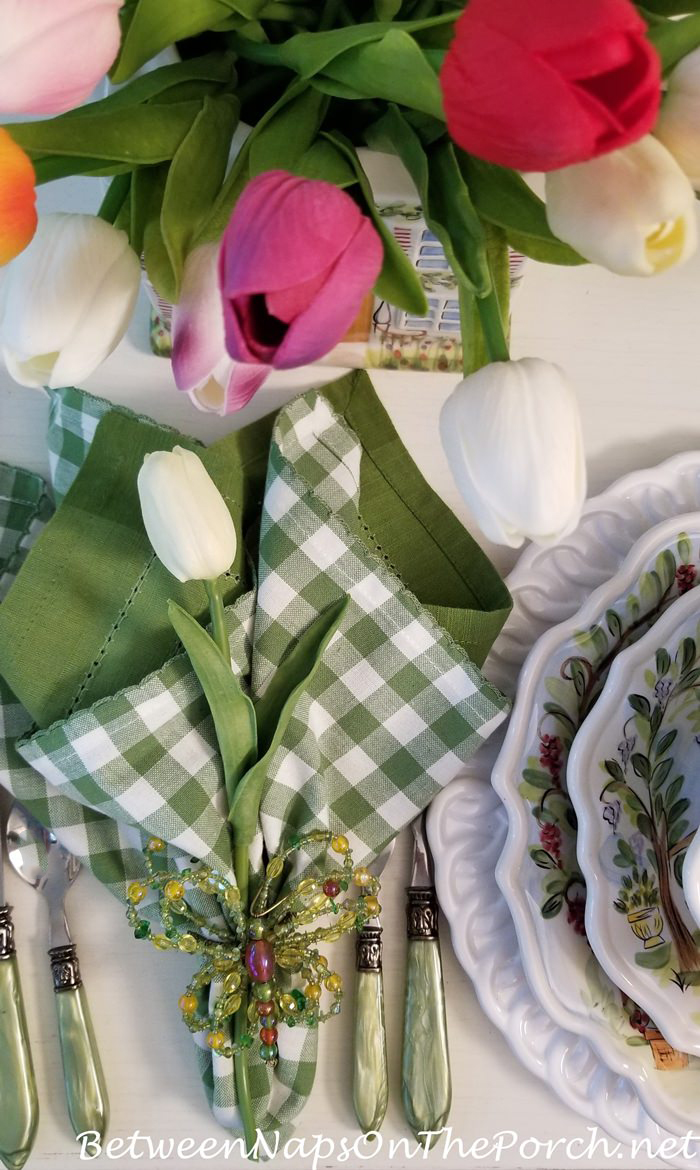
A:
[[428, 453, 700, 1151], [569, 585, 700, 1054]]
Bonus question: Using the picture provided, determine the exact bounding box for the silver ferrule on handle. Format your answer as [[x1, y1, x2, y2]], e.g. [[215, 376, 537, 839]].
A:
[[352, 924, 389, 1135], [402, 887, 451, 1149]]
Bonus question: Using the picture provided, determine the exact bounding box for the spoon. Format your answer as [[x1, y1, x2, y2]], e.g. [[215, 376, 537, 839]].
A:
[[0, 798, 38, 1170], [6, 803, 109, 1145]]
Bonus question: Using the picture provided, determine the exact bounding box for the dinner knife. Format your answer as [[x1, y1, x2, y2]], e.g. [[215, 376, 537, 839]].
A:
[[0, 806, 38, 1170], [401, 812, 451, 1148], [352, 841, 394, 1135]]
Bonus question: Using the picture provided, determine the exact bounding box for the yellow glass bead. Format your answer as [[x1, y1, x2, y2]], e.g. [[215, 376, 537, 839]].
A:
[[222, 993, 242, 1016], [151, 934, 171, 951], [294, 910, 314, 925], [304, 982, 322, 1002], [165, 880, 185, 901], [127, 882, 147, 905], [213, 958, 233, 972], [338, 910, 356, 930], [223, 971, 241, 994], [147, 837, 166, 853], [266, 857, 284, 880], [206, 1031, 226, 1051], [179, 994, 198, 1015], [353, 867, 371, 887], [280, 993, 297, 1014], [224, 886, 240, 908], [325, 973, 342, 993], [248, 1002, 259, 1024], [331, 835, 349, 855], [316, 955, 329, 969], [309, 892, 328, 912], [323, 927, 342, 943], [276, 950, 303, 972], [364, 896, 381, 916], [297, 878, 319, 896], [178, 934, 198, 954]]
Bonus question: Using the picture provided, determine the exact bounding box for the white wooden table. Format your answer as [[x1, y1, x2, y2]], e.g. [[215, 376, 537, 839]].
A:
[[1, 176, 699, 1169]]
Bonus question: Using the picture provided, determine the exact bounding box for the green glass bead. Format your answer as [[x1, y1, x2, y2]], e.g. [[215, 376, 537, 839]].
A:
[[166, 927, 179, 940], [289, 833, 301, 848], [239, 1033, 253, 1049], [134, 921, 150, 939], [340, 880, 349, 891], [306, 1013, 317, 1027], [291, 990, 306, 1010], [248, 921, 264, 940], [260, 1043, 277, 1062], [286, 1017, 296, 1028], [256, 983, 274, 1002]]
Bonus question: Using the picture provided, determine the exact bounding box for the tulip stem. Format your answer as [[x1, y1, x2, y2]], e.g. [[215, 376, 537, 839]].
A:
[[205, 578, 230, 663], [97, 173, 131, 226], [227, 33, 284, 65], [474, 285, 510, 366], [232, 841, 257, 1160]]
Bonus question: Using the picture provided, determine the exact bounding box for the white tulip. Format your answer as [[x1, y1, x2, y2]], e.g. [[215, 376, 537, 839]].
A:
[[545, 135, 698, 276], [655, 48, 700, 189], [0, 212, 140, 388], [440, 358, 586, 549], [137, 446, 237, 583]]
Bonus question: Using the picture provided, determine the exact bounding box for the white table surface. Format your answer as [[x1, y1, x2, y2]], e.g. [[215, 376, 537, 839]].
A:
[[2, 178, 700, 1170]]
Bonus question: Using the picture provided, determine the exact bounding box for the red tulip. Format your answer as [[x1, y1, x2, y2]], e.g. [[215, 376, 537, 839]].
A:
[[440, 0, 661, 172], [218, 170, 383, 391], [0, 129, 36, 265]]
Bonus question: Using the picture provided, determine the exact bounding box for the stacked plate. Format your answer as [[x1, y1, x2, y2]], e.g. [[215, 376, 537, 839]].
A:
[[428, 453, 700, 1162]]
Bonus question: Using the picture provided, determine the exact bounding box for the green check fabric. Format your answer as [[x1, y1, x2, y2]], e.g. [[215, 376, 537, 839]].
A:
[[1, 375, 511, 1140]]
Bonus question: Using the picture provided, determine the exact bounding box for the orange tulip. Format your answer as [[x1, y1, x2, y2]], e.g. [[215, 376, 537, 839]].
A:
[[0, 129, 37, 266]]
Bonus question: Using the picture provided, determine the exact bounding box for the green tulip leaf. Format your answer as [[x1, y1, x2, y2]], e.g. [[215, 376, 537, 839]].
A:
[[457, 154, 586, 266], [229, 598, 349, 846], [374, 0, 402, 15], [7, 101, 204, 164], [112, 0, 240, 82], [63, 54, 236, 120], [275, 12, 457, 78], [367, 106, 489, 295], [639, 0, 700, 14], [247, 86, 329, 176], [321, 130, 428, 316], [295, 139, 356, 187], [317, 30, 444, 119], [647, 12, 700, 70], [161, 94, 240, 299], [168, 601, 257, 807], [32, 157, 133, 184], [141, 165, 178, 301]]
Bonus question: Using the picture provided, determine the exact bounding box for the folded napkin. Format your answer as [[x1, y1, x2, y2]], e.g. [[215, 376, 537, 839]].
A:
[[0, 371, 512, 1138]]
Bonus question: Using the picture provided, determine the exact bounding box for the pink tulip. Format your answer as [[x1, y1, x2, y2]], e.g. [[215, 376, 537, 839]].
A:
[[172, 243, 266, 414], [0, 0, 123, 116], [218, 170, 383, 389]]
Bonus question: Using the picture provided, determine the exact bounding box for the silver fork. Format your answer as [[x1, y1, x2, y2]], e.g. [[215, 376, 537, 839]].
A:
[[352, 838, 395, 1135]]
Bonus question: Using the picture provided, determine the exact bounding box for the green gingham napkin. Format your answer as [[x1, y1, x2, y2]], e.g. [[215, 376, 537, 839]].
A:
[[1, 374, 511, 1138]]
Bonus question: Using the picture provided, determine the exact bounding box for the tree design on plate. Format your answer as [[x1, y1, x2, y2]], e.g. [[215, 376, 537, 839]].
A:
[[602, 631, 700, 983], [520, 534, 698, 936]]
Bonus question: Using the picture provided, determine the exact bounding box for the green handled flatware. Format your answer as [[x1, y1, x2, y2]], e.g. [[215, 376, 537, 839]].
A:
[[7, 804, 109, 1145], [0, 805, 38, 1170], [402, 812, 451, 1148], [352, 840, 394, 1135]]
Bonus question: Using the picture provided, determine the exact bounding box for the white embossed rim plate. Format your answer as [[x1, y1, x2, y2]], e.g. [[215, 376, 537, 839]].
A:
[[428, 452, 700, 1156], [570, 585, 700, 1056]]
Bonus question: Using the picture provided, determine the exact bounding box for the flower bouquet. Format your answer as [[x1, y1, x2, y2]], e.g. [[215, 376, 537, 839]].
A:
[[2, 0, 700, 547]]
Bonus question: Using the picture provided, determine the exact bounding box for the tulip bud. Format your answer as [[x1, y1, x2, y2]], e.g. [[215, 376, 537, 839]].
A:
[[0, 0, 123, 115], [0, 212, 140, 388], [654, 48, 700, 189], [137, 447, 237, 583], [545, 135, 697, 276], [172, 244, 266, 415], [0, 130, 36, 265], [440, 358, 586, 549], [219, 170, 383, 390]]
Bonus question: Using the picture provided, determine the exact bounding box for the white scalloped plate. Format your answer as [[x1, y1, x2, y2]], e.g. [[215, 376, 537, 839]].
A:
[[428, 453, 700, 1156]]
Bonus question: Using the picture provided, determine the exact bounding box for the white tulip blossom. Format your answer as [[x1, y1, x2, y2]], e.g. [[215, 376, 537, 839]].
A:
[[440, 358, 586, 549], [137, 446, 237, 583], [545, 135, 698, 276], [655, 48, 700, 190], [0, 212, 140, 388]]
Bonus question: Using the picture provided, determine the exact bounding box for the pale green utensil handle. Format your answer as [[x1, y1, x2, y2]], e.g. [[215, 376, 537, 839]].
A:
[[0, 907, 39, 1170], [402, 888, 451, 1149], [49, 945, 109, 1144], [352, 925, 388, 1135]]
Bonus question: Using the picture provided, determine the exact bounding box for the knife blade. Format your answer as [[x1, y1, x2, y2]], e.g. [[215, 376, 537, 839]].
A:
[[401, 811, 451, 1148], [0, 803, 38, 1170]]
